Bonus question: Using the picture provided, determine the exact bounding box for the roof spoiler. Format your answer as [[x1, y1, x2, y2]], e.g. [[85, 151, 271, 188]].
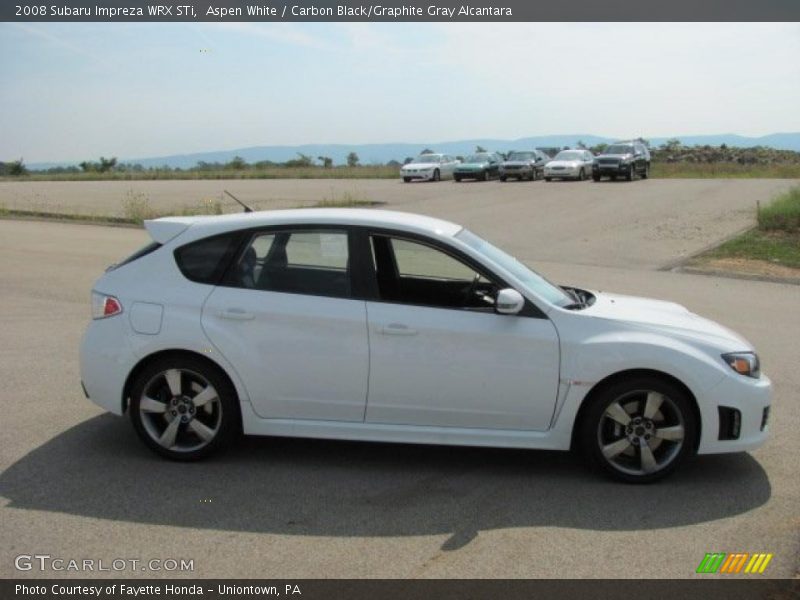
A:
[[143, 218, 193, 244]]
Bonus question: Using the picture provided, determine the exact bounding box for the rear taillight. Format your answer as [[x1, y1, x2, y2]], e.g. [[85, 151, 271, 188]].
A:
[[91, 292, 123, 319]]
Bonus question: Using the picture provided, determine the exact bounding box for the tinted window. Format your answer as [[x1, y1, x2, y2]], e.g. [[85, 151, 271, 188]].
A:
[[371, 236, 496, 310], [174, 233, 239, 284], [230, 230, 350, 298]]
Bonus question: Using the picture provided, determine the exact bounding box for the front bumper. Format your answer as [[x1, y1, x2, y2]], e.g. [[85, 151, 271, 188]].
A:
[[501, 166, 533, 177], [593, 163, 631, 175], [545, 168, 580, 178], [455, 170, 486, 179], [401, 170, 435, 181], [696, 372, 772, 454]]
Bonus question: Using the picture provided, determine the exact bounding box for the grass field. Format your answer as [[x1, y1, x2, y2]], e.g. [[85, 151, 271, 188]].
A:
[[694, 186, 800, 273], [651, 162, 800, 179]]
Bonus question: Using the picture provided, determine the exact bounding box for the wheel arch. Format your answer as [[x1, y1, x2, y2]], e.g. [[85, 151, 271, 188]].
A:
[[570, 368, 701, 452], [122, 349, 242, 419]]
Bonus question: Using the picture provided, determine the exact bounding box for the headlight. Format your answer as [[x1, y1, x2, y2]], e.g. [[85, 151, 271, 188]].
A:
[[722, 352, 761, 378]]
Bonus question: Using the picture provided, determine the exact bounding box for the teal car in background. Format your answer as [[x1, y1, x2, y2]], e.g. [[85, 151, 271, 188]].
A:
[[453, 152, 503, 182]]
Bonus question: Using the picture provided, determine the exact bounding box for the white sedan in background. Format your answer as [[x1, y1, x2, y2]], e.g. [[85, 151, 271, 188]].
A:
[[544, 149, 595, 181], [401, 153, 459, 182], [80, 209, 771, 483]]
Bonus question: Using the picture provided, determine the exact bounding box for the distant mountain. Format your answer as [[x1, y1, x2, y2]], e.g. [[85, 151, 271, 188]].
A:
[[28, 133, 800, 169]]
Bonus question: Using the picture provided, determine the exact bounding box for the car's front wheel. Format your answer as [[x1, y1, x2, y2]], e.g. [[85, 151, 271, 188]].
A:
[[579, 376, 697, 483], [432, 169, 440, 182], [129, 355, 240, 461]]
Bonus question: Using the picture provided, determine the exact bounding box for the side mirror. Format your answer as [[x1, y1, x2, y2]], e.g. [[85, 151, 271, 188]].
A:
[[495, 288, 525, 315]]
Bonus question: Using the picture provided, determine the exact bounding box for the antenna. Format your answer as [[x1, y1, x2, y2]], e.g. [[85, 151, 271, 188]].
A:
[[224, 190, 254, 213]]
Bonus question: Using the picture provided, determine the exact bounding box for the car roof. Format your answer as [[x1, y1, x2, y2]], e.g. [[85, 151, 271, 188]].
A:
[[145, 209, 464, 244]]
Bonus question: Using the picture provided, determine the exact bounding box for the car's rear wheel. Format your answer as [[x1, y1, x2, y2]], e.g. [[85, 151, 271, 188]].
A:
[[129, 356, 240, 461], [403, 177, 411, 183], [433, 169, 440, 182], [579, 377, 697, 483]]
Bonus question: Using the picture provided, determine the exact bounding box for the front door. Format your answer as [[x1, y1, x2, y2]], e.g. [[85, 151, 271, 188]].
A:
[[364, 234, 560, 431]]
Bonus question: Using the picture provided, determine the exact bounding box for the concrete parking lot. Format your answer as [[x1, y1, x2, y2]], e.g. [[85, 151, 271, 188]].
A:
[[0, 179, 798, 578]]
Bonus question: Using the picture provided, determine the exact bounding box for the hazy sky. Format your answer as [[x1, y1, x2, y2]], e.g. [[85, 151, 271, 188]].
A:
[[2, 22, 799, 163]]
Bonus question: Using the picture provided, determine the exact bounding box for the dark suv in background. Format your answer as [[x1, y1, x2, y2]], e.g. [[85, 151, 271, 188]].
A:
[[592, 141, 651, 181]]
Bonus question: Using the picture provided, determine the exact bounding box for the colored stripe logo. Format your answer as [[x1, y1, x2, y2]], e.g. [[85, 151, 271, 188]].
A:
[[696, 553, 773, 574]]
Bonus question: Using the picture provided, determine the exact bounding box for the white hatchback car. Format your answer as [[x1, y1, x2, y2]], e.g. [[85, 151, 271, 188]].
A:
[[80, 209, 771, 482]]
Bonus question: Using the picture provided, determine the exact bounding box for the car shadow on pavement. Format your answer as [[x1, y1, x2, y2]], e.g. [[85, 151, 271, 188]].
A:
[[0, 415, 771, 551]]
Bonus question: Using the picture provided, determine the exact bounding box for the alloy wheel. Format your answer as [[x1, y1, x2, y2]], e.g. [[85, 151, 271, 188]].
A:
[[597, 389, 686, 478], [138, 368, 223, 453]]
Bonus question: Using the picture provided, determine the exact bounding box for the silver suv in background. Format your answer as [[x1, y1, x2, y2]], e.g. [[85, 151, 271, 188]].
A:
[[592, 141, 651, 181]]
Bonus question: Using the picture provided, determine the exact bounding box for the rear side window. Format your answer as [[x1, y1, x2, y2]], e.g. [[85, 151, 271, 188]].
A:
[[174, 233, 239, 284], [228, 230, 351, 298]]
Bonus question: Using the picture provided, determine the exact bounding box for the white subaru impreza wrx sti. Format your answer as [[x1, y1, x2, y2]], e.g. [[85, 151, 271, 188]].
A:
[[80, 209, 771, 482]]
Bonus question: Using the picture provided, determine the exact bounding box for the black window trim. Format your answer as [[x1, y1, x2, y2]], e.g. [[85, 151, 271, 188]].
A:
[[217, 224, 358, 301], [356, 226, 547, 319], [177, 223, 549, 318]]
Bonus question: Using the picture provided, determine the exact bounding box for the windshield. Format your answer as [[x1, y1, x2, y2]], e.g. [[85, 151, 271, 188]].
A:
[[554, 150, 583, 161], [455, 229, 572, 307], [464, 154, 490, 163], [508, 152, 535, 161], [605, 145, 634, 155], [413, 154, 441, 163]]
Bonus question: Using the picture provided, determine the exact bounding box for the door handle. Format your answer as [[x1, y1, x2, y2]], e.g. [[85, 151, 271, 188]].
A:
[[219, 308, 255, 321], [380, 323, 418, 336]]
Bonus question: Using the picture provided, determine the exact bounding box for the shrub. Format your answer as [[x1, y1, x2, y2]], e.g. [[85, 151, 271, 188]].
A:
[[758, 186, 800, 232]]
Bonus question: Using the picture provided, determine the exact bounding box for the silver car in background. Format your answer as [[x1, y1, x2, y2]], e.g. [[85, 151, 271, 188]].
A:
[[544, 149, 595, 181], [499, 150, 550, 182], [401, 153, 460, 182]]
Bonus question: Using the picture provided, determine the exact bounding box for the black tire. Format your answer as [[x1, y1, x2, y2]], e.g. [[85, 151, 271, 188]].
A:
[[642, 163, 650, 179], [403, 177, 411, 183], [433, 169, 440, 182], [626, 164, 635, 181], [578, 376, 697, 483], [610, 175, 617, 181], [545, 177, 552, 182], [500, 176, 507, 182], [482, 170, 489, 182], [454, 175, 461, 182], [129, 355, 241, 461], [592, 173, 601, 182], [578, 168, 586, 181], [531, 169, 537, 181]]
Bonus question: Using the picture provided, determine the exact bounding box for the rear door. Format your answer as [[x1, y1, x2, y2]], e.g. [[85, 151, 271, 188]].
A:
[[201, 228, 369, 422]]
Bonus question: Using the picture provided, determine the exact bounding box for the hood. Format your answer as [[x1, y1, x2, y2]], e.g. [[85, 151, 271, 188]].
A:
[[547, 160, 581, 168], [583, 292, 752, 349], [402, 161, 438, 169]]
